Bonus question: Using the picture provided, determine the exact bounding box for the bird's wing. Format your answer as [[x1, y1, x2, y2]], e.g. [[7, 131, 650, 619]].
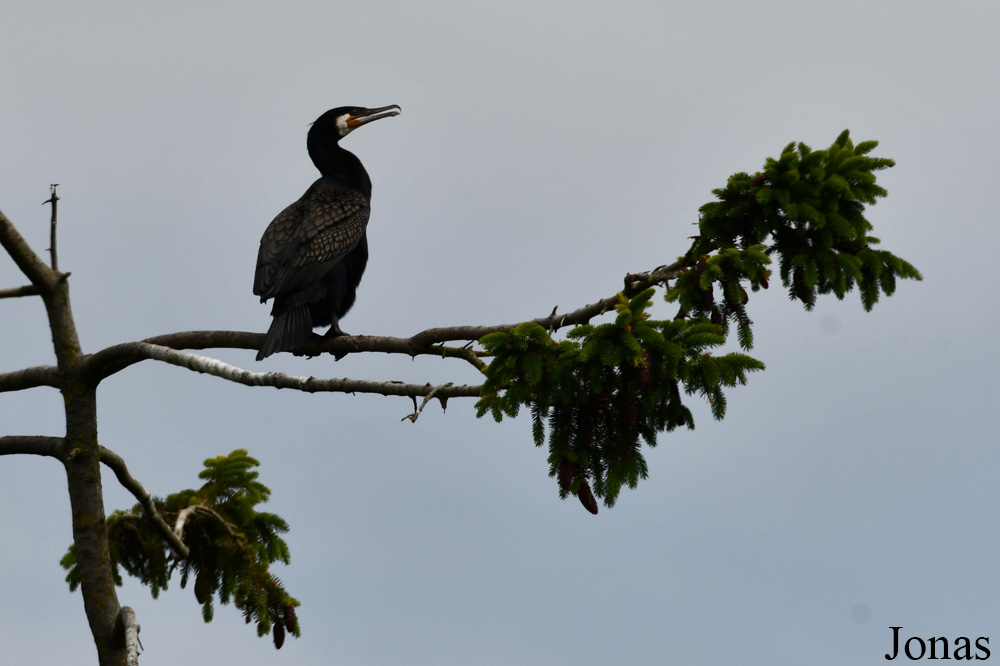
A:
[[254, 179, 371, 300]]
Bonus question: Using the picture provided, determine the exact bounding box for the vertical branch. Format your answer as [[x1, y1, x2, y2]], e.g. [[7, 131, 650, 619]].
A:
[[6, 193, 126, 664], [43, 183, 60, 271]]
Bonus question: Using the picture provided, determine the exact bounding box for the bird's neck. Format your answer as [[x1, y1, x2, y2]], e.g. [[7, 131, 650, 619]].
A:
[[309, 143, 373, 199]]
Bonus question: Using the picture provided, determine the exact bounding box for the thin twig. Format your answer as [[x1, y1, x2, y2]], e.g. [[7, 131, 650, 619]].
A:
[[401, 382, 454, 422], [43, 184, 60, 271]]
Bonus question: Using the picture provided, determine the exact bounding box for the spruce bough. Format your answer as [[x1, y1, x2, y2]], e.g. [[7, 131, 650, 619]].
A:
[[475, 130, 921, 513]]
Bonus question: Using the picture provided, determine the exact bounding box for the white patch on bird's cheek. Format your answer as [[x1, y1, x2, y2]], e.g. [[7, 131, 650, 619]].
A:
[[336, 115, 353, 138]]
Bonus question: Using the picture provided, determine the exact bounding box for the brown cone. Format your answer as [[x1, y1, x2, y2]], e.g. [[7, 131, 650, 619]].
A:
[[577, 480, 599, 515]]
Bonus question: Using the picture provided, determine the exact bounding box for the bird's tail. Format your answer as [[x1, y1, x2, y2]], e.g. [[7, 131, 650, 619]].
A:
[[256, 306, 312, 361]]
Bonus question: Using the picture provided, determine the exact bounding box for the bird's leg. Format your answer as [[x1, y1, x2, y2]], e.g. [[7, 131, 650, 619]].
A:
[[323, 317, 350, 338]]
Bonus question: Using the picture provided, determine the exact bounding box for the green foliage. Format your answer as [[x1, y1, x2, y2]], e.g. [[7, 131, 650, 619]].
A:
[[60, 449, 300, 649], [696, 130, 922, 311], [476, 131, 920, 511], [665, 245, 770, 350], [477, 290, 765, 509]]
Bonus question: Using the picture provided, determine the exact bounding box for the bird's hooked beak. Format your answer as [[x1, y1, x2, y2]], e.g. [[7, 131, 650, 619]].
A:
[[345, 105, 402, 130]]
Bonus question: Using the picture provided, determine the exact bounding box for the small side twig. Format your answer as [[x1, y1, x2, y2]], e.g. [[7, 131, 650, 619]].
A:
[[43, 184, 59, 271], [402, 382, 454, 423], [0, 284, 40, 299]]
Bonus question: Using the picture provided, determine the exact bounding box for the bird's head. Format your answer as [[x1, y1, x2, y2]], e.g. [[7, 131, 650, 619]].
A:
[[311, 105, 402, 142]]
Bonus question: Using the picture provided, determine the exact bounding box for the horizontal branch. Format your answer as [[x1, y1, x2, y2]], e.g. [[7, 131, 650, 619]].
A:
[[100, 446, 190, 559], [0, 284, 40, 299], [0, 364, 62, 392], [0, 435, 65, 458], [87, 341, 482, 398], [83, 331, 263, 381], [55, 252, 699, 396]]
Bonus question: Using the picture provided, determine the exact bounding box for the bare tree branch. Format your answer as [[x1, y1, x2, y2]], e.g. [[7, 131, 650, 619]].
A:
[[99, 446, 190, 559], [0, 435, 65, 458], [0, 207, 59, 293], [0, 284, 40, 299], [86, 341, 482, 398], [82, 331, 262, 381], [0, 364, 62, 392], [83, 329, 488, 381]]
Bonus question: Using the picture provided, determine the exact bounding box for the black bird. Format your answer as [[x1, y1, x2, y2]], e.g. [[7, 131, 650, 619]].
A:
[[254, 105, 401, 361]]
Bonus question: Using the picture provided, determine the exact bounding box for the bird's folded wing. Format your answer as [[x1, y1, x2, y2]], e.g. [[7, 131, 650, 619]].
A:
[[253, 181, 370, 299]]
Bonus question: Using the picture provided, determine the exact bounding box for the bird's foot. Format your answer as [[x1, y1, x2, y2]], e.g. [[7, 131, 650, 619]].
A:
[[324, 325, 352, 360], [323, 325, 350, 339], [291, 328, 352, 358]]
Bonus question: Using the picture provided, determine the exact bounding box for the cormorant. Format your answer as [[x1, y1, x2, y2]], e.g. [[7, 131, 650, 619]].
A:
[[253, 104, 400, 361]]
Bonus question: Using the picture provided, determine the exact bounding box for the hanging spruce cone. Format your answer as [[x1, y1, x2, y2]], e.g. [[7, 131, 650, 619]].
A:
[[273, 621, 286, 649], [284, 605, 298, 634], [558, 458, 574, 494], [577, 479, 599, 515]]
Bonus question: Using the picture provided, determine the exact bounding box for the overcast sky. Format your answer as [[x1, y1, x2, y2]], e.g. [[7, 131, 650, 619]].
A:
[[2, 1, 999, 664]]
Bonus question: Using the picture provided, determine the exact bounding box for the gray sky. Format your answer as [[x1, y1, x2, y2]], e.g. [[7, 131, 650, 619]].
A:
[[2, 1, 998, 664]]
